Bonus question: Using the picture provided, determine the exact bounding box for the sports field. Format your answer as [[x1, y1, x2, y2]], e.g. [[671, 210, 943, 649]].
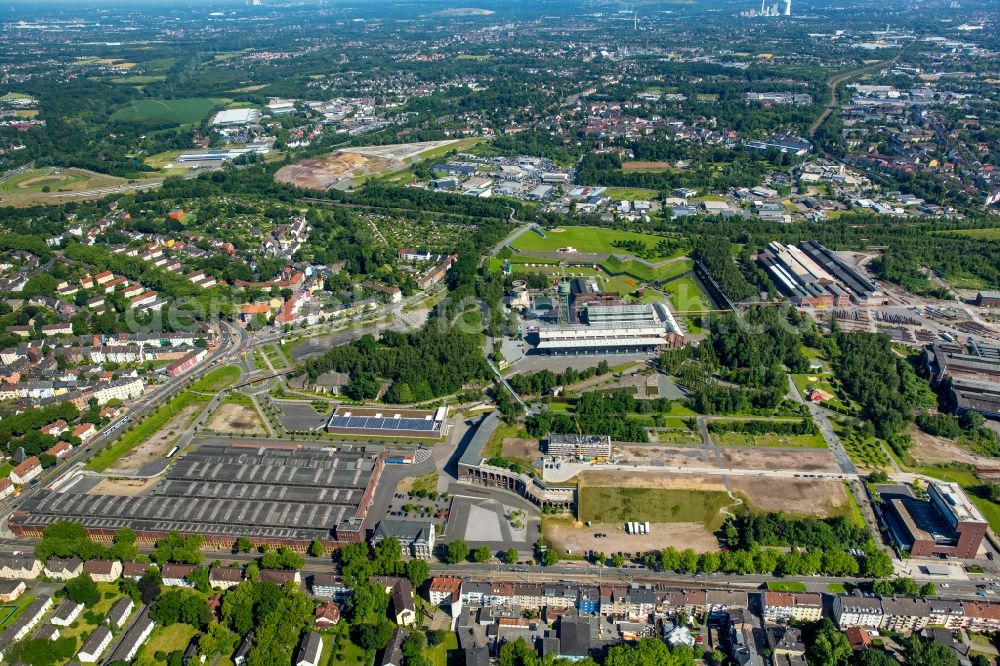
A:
[[0, 167, 130, 206], [512, 226, 677, 257], [661, 275, 714, 312], [579, 485, 733, 529], [110, 97, 230, 124]]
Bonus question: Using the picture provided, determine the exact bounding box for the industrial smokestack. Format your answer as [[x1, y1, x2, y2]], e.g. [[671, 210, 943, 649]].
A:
[[784, 0, 791, 15]]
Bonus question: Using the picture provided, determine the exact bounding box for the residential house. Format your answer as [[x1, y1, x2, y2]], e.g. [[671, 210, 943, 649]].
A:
[[429, 576, 463, 606], [45, 441, 73, 460], [72, 423, 96, 442], [374, 577, 416, 627], [106, 596, 135, 629], [10, 456, 42, 485], [881, 597, 932, 633], [295, 632, 323, 666], [50, 600, 84, 626], [833, 593, 884, 629], [78, 626, 113, 663], [310, 574, 351, 600], [0, 479, 13, 501], [161, 564, 197, 587], [209, 566, 244, 590], [0, 555, 41, 579], [0, 580, 25, 602], [845, 626, 872, 651], [44, 557, 83, 580], [0, 595, 52, 643], [122, 562, 149, 580], [314, 602, 340, 629], [258, 569, 301, 586], [376, 627, 406, 666], [106, 610, 154, 662], [83, 559, 122, 583]]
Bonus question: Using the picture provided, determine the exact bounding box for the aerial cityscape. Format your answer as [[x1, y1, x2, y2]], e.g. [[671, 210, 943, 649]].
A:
[[0, 0, 998, 664]]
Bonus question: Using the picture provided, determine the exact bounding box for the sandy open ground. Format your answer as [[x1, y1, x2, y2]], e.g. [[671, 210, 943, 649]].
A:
[[90, 477, 159, 496], [546, 522, 719, 556], [110, 403, 204, 472], [720, 447, 841, 472], [501, 438, 539, 461], [729, 476, 849, 517], [578, 470, 727, 491], [207, 402, 266, 435], [908, 425, 985, 466]]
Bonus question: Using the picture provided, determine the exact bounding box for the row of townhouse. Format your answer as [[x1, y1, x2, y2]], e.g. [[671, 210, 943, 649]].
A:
[[833, 592, 1000, 633], [432, 577, 1000, 637], [456, 580, 738, 622], [57, 344, 198, 365], [0, 376, 144, 405]]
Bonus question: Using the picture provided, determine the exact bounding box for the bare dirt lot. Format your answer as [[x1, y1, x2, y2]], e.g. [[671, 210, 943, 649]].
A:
[[729, 476, 850, 517], [614, 445, 713, 467], [720, 447, 841, 473], [89, 477, 159, 496], [275, 151, 384, 189], [907, 425, 985, 466], [111, 403, 204, 472], [621, 161, 672, 171], [546, 521, 718, 555], [501, 438, 539, 461], [577, 470, 728, 491], [207, 402, 266, 435]]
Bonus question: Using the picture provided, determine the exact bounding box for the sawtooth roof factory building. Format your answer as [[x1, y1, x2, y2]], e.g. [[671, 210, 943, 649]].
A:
[[10, 443, 385, 549]]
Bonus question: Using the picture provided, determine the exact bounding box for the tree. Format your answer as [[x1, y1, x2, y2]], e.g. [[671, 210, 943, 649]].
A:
[[503, 548, 519, 564], [902, 636, 960, 666], [611, 554, 626, 568], [605, 638, 696, 666], [862, 550, 895, 578], [809, 619, 851, 666], [406, 559, 429, 588], [199, 622, 236, 658], [471, 546, 492, 563], [856, 649, 900, 666], [111, 528, 139, 561], [188, 566, 211, 593], [234, 537, 253, 554], [308, 540, 324, 558], [920, 582, 937, 597], [64, 574, 100, 606], [539, 549, 559, 567], [138, 569, 162, 605], [222, 582, 256, 636], [444, 540, 469, 564], [354, 621, 395, 650]]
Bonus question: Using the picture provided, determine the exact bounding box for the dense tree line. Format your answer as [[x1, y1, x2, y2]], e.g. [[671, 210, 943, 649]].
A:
[[507, 362, 610, 397], [525, 390, 664, 442], [724, 511, 870, 551], [300, 326, 489, 404], [691, 237, 758, 302], [707, 418, 818, 436], [832, 329, 934, 437], [220, 578, 313, 666]]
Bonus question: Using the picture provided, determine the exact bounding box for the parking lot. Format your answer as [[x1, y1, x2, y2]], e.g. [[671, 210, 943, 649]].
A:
[[275, 400, 331, 431], [446, 492, 540, 549]]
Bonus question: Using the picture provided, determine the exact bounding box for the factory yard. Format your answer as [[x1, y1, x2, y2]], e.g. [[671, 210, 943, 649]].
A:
[[205, 399, 267, 436], [728, 476, 852, 518], [545, 520, 720, 556], [108, 401, 204, 472]]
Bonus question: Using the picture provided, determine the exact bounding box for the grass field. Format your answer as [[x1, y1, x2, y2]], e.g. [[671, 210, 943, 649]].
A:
[[661, 275, 713, 312], [767, 581, 807, 592], [828, 583, 848, 594], [424, 632, 459, 666], [599, 255, 691, 282], [0, 595, 35, 629], [512, 226, 676, 258], [86, 391, 209, 472], [934, 228, 1000, 240], [111, 75, 167, 84], [136, 623, 199, 666], [0, 168, 103, 194], [791, 374, 849, 411], [328, 622, 371, 666], [110, 97, 230, 124], [263, 345, 288, 370], [579, 485, 733, 529], [709, 431, 828, 449], [602, 186, 659, 201], [190, 365, 241, 392]]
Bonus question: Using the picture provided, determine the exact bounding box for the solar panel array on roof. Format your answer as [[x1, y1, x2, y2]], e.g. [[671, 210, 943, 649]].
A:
[[326, 416, 439, 431]]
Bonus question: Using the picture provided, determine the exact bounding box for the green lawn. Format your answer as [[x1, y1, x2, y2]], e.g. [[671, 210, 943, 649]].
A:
[[110, 97, 230, 124], [252, 349, 269, 371], [653, 430, 703, 445], [327, 623, 371, 666], [61, 584, 124, 646], [791, 374, 849, 411], [767, 581, 807, 592], [136, 623, 199, 666], [709, 431, 828, 449], [660, 275, 713, 312], [86, 391, 209, 472], [0, 594, 36, 629], [602, 187, 659, 201], [579, 485, 734, 529], [512, 226, 677, 259], [0, 462, 11, 479], [190, 365, 241, 392], [264, 345, 288, 370], [424, 632, 459, 666], [828, 583, 848, 594], [111, 75, 167, 84]]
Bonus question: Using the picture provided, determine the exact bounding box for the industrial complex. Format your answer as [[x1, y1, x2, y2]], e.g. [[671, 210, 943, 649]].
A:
[[924, 341, 1000, 419], [10, 443, 385, 548], [325, 405, 447, 439], [880, 482, 989, 559], [757, 241, 887, 307]]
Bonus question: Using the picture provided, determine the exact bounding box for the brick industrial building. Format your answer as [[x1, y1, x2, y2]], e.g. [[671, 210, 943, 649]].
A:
[[881, 482, 988, 559], [9, 443, 386, 550]]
